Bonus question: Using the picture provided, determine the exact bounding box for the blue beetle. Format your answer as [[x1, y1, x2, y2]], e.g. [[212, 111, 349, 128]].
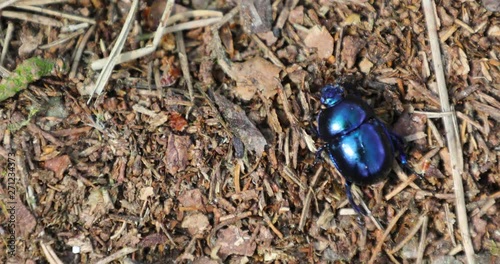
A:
[[316, 83, 411, 216]]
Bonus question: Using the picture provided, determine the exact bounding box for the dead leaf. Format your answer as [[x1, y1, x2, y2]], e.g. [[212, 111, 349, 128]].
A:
[[215, 225, 256, 259], [472, 215, 487, 250], [181, 212, 210, 235], [341, 35, 366, 69], [342, 13, 361, 26], [139, 186, 154, 201], [359, 57, 374, 74], [232, 56, 281, 101], [169, 112, 188, 132], [483, 0, 500, 12], [15, 196, 36, 238], [288, 6, 304, 25], [239, 0, 272, 34], [304, 26, 334, 60], [43, 155, 71, 180], [19, 29, 43, 57], [487, 25, 500, 37], [165, 134, 191, 175], [66, 234, 93, 253], [80, 188, 114, 228], [193, 257, 219, 264], [256, 226, 274, 248], [139, 233, 168, 248], [178, 189, 206, 208], [213, 93, 267, 157]]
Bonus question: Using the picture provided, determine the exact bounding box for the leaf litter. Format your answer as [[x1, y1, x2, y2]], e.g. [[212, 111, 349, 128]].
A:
[[0, 0, 498, 263]]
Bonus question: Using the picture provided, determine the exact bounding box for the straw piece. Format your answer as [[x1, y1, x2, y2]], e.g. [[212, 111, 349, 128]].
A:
[[0, 22, 14, 66], [421, 1, 475, 263], [13, 4, 96, 24], [87, 0, 139, 103], [1, 10, 63, 27], [0, 0, 20, 11]]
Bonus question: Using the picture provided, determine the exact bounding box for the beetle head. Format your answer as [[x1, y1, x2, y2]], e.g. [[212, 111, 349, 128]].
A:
[[320, 84, 345, 107]]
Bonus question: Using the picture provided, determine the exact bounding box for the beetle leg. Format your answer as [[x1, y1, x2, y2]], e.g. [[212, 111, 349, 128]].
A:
[[388, 132, 425, 178], [310, 121, 319, 137], [313, 145, 326, 166], [345, 182, 366, 217]]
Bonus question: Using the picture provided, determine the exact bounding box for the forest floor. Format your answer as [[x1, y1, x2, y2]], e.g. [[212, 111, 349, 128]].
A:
[[0, 0, 499, 263]]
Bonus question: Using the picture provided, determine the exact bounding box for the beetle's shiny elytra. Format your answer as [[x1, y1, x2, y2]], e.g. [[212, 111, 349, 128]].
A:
[[316, 84, 409, 215]]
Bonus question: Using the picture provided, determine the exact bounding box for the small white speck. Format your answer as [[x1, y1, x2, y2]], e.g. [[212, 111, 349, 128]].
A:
[[72, 246, 81, 254]]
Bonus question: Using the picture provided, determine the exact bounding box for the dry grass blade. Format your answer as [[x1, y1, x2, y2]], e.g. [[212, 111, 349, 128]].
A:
[[0, 22, 14, 66], [176, 31, 194, 102], [250, 35, 285, 68], [0, 65, 11, 78], [38, 28, 85, 49], [422, 1, 475, 263], [367, 206, 408, 264], [1, 10, 63, 27], [151, 0, 175, 47], [298, 166, 323, 231], [416, 215, 429, 264], [16, 0, 67, 5], [69, 25, 95, 79], [87, 0, 139, 103], [94, 247, 138, 264], [389, 214, 427, 254], [39, 241, 64, 264], [13, 4, 96, 24], [384, 173, 418, 201], [0, 0, 19, 11], [167, 10, 223, 25], [90, 0, 190, 71], [163, 17, 221, 35]]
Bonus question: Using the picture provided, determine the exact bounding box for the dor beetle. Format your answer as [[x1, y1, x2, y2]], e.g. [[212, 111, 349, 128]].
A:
[[316, 83, 414, 216]]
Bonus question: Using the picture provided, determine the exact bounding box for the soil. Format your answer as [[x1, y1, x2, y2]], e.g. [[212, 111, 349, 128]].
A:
[[0, 0, 498, 263]]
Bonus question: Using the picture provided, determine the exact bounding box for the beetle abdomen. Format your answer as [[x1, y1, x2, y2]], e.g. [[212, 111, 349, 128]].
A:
[[327, 118, 394, 185]]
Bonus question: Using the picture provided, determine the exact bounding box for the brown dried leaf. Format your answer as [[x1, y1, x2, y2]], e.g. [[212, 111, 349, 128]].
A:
[[193, 257, 218, 264], [115, 230, 141, 248], [139, 186, 154, 201], [483, 0, 500, 12], [487, 25, 500, 37], [359, 57, 374, 74], [472, 215, 487, 250], [165, 134, 191, 175], [178, 189, 206, 208], [139, 233, 168, 248], [239, 0, 272, 34], [169, 112, 188, 132], [213, 93, 267, 157], [304, 26, 334, 60], [233, 56, 281, 101], [288, 6, 304, 25], [19, 29, 43, 57], [256, 226, 274, 248], [392, 112, 427, 147], [341, 35, 366, 69], [215, 225, 256, 259], [14, 196, 36, 238], [80, 188, 113, 228], [43, 155, 71, 180], [181, 212, 210, 235], [66, 234, 93, 253], [230, 189, 258, 201]]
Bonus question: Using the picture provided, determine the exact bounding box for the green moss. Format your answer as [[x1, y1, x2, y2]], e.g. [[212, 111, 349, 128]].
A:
[[0, 57, 60, 102]]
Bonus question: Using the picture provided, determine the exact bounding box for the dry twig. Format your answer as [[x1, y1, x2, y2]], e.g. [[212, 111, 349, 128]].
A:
[[422, 1, 475, 263], [88, 0, 139, 102]]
